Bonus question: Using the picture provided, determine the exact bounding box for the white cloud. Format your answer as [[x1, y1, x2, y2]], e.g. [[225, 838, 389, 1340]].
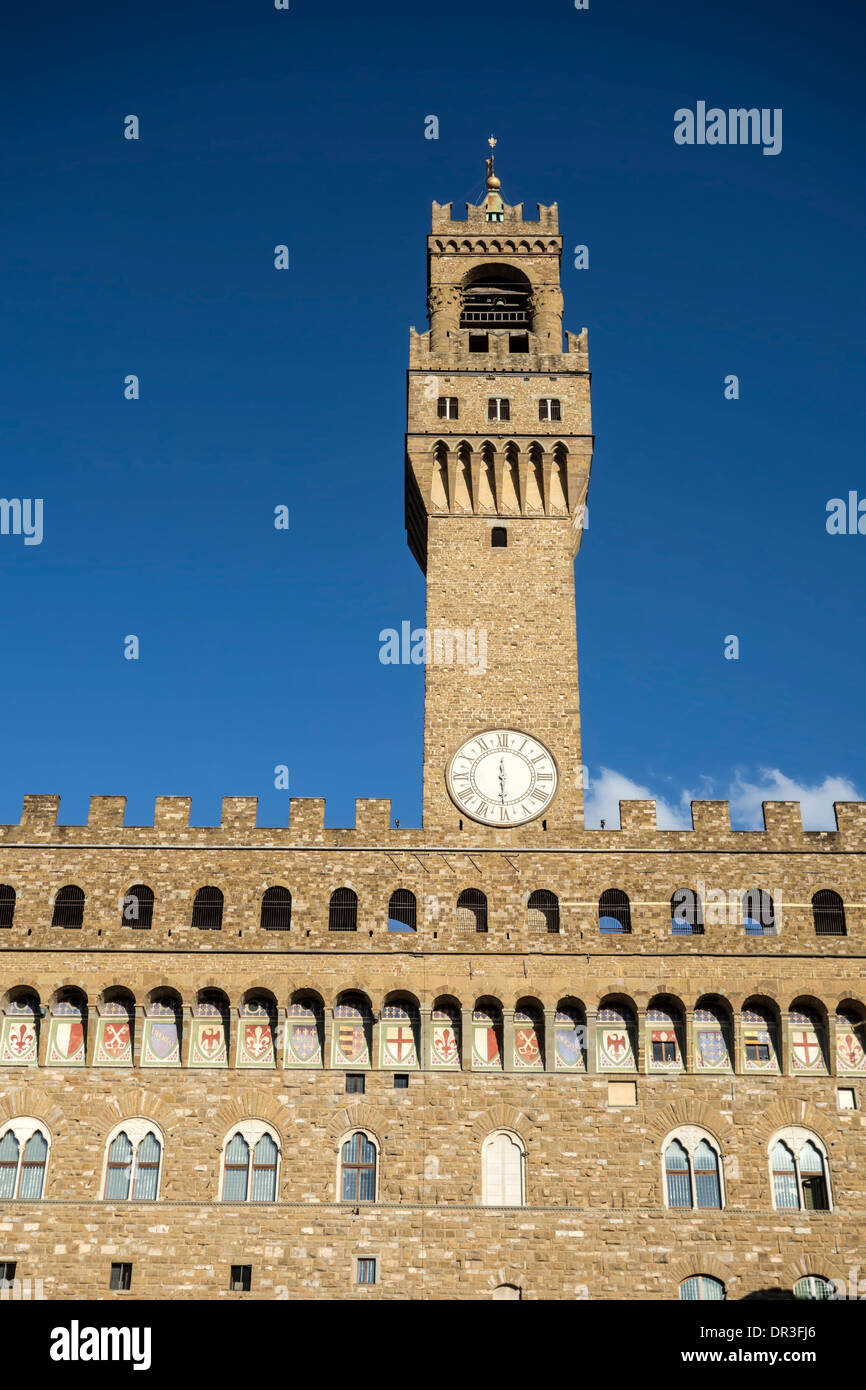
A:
[[584, 766, 862, 831]]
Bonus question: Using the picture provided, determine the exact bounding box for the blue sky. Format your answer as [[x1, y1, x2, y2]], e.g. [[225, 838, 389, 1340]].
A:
[[1, 0, 864, 830]]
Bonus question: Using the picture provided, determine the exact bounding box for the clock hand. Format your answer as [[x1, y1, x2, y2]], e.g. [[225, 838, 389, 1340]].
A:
[[498, 756, 507, 801]]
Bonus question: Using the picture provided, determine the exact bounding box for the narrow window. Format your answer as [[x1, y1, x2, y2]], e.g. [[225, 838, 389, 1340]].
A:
[[230, 1265, 252, 1292], [0, 885, 16, 928], [223, 1133, 250, 1201], [664, 1139, 691, 1208], [812, 889, 845, 936], [109, 1263, 132, 1292], [437, 396, 458, 419], [482, 1132, 525, 1207], [469, 334, 489, 353], [132, 1132, 161, 1200], [121, 884, 154, 928], [346, 1073, 365, 1095], [491, 526, 507, 548], [771, 1142, 799, 1209], [356, 1258, 377, 1285], [527, 889, 559, 933], [488, 397, 510, 421], [693, 1140, 722, 1209], [191, 886, 223, 930], [800, 1141, 829, 1210], [387, 889, 416, 932], [394, 1074, 409, 1090], [250, 1135, 278, 1202], [52, 885, 85, 929], [599, 889, 631, 934], [329, 887, 358, 932], [260, 886, 292, 931], [0, 1131, 19, 1199], [457, 888, 488, 933], [0, 1262, 16, 1289], [105, 1131, 134, 1200], [341, 1133, 377, 1203], [538, 398, 561, 422]]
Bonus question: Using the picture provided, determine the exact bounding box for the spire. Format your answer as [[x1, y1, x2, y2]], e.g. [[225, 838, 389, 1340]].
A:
[[483, 135, 504, 221]]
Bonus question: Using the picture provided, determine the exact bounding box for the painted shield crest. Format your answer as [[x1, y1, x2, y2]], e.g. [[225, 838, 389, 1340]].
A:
[[102, 1021, 130, 1057], [514, 1026, 541, 1067], [792, 1030, 823, 1070], [147, 1020, 178, 1061], [696, 1028, 729, 1069], [337, 1023, 365, 1063], [5, 1021, 36, 1060], [555, 1025, 584, 1069], [599, 1028, 631, 1068], [289, 1023, 320, 1062], [383, 1024, 415, 1065], [431, 1025, 459, 1065], [837, 1031, 866, 1071], [243, 1023, 273, 1061], [52, 1021, 84, 1060], [474, 1025, 499, 1065]]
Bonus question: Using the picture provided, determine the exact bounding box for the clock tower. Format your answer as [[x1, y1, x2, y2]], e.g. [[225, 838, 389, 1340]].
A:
[[405, 143, 593, 837]]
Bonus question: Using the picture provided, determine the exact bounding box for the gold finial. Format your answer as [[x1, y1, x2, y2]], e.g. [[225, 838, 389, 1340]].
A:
[[485, 135, 500, 190]]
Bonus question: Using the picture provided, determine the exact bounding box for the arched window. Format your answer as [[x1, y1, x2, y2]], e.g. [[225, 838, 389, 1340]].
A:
[[527, 889, 559, 934], [457, 889, 488, 934], [835, 1004, 866, 1073], [492, 1284, 522, 1300], [794, 1275, 836, 1300], [94, 993, 134, 1066], [47, 988, 87, 1066], [663, 1131, 723, 1209], [52, 885, 85, 929], [329, 887, 358, 932], [770, 1130, 831, 1211], [191, 990, 229, 1067], [743, 888, 775, 935], [430, 998, 461, 1069], [680, 1275, 725, 1301], [812, 890, 845, 936], [472, 999, 502, 1069], [260, 886, 292, 931], [121, 884, 154, 929], [332, 993, 372, 1067], [340, 1132, 377, 1203], [221, 1124, 281, 1202], [554, 1001, 586, 1071], [0, 1120, 49, 1200], [0, 885, 16, 928], [387, 889, 417, 932], [380, 998, 419, 1068], [671, 889, 704, 935], [236, 995, 277, 1068], [513, 999, 543, 1069], [0, 991, 40, 1065], [141, 992, 181, 1067], [599, 889, 631, 934], [191, 886, 223, 930], [103, 1123, 162, 1201], [742, 999, 780, 1071], [596, 1000, 636, 1070], [694, 996, 733, 1072], [482, 1131, 525, 1207], [646, 998, 683, 1070], [789, 1001, 828, 1073]]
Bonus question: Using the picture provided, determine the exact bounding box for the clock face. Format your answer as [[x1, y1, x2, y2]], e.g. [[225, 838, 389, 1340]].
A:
[[446, 729, 558, 826]]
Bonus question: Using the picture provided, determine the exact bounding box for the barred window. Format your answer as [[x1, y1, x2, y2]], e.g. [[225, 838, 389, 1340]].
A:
[[260, 886, 292, 931], [794, 1275, 836, 1300], [0, 885, 16, 928], [599, 888, 631, 934], [329, 887, 358, 932], [770, 1131, 831, 1212], [527, 889, 560, 933], [341, 1133, 377, 1203], [743, 888, 775, 934], [103, 1126, 162, 1201], [191, 886, 223, 930], [663, 1130, 722, 1210], [457, 888, 488, 933], [812, 889, 846, 936], [387, 889, 416, 932], [52, 884, 85, 929], [671, 888, 704, 934], [680, 1275, 725, 1301], [122, 884, 153, 928], [0, 1122, 49, 1201]]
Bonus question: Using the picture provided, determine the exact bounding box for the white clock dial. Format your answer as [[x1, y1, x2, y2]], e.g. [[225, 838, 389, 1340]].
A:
[[446, 729, 558, 826]]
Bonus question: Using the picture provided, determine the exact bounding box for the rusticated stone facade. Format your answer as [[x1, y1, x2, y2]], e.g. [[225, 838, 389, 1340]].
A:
[[0, 161, 863, 1302]]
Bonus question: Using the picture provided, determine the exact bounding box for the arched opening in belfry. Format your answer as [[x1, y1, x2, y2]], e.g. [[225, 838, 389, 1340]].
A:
[[460, 266, 531, 330]]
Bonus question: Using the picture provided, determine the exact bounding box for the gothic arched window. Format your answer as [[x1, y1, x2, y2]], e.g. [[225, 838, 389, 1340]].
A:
[[103, 1124, 162, 1201], [0, 1120, 49, 1200], [482, 1131, 525, 1207], [221, 1124, 280, 1202], [340, 1132, 377, 1203], [663, 1130, 723, 1210], [770, 1130, 831, 1211]]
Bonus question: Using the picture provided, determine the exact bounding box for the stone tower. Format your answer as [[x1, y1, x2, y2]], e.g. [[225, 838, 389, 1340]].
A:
[[405, 142, 592, 836]]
